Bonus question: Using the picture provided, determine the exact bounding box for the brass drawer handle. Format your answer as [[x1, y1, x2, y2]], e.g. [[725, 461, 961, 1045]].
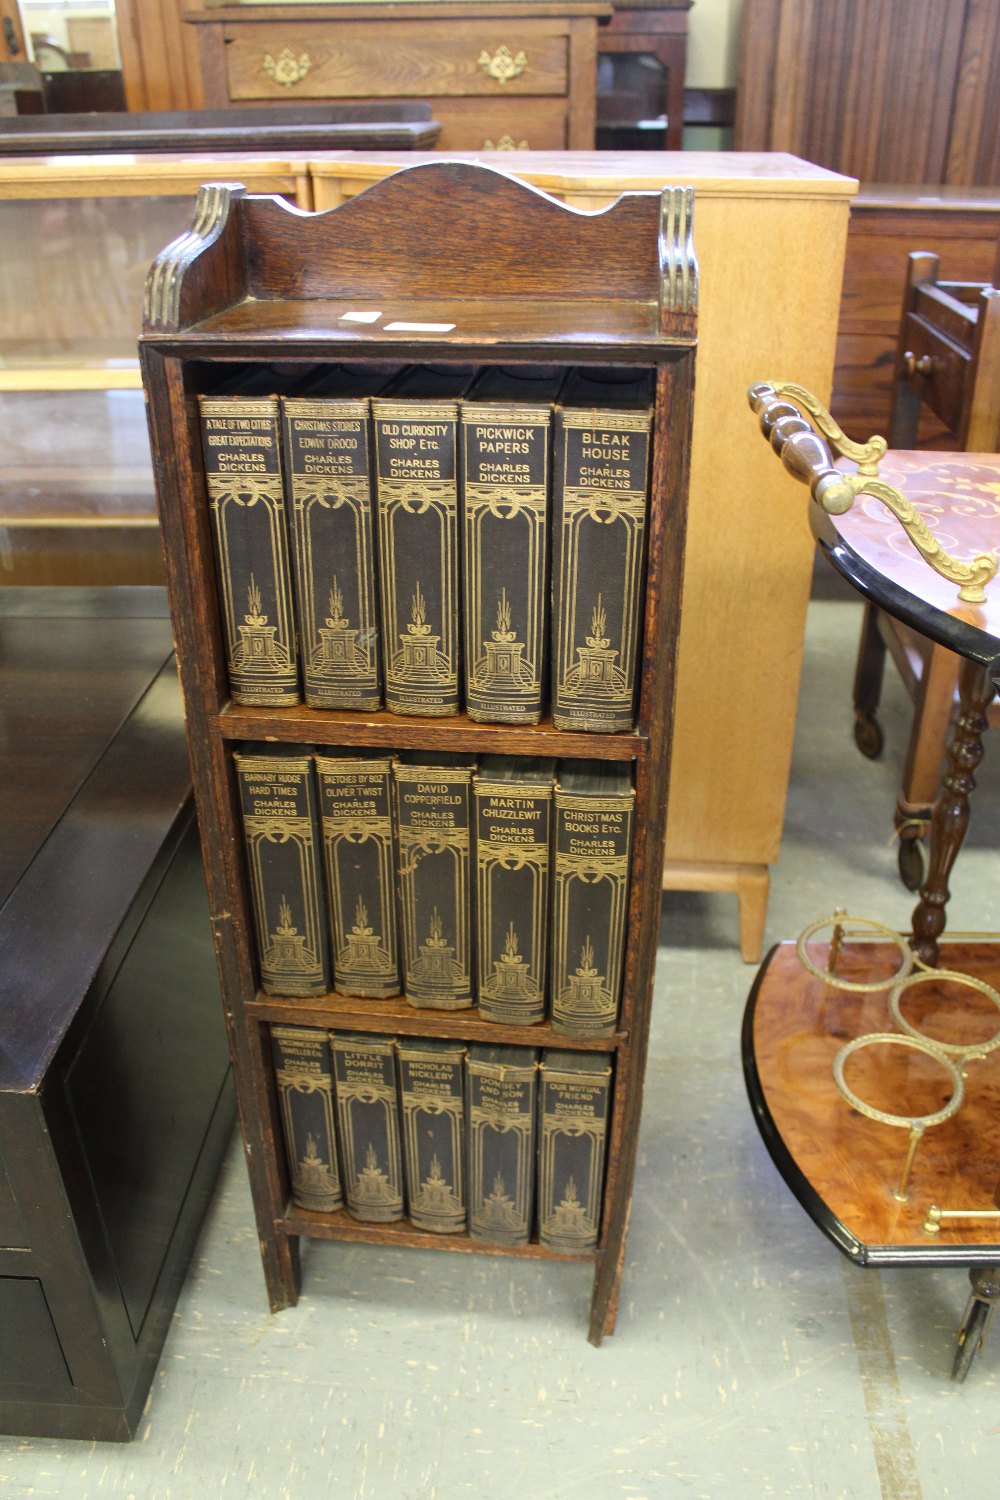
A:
[[478, 45, 527, 84], [483, 135, 530, 150], [263, 48, 312, 87]]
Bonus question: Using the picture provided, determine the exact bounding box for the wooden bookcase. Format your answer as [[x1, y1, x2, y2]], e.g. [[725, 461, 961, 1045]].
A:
[[139, 160, 696, 1344]]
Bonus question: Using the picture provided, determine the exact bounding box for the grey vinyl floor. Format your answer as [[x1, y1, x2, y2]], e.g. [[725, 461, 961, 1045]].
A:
[[3, 580, 999, 1498]]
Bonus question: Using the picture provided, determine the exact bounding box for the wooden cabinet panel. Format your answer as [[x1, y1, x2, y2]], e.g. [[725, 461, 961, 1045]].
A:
[[432, 97, 568, 150], [224, 23, 568, 100], [735, 0, 999, 187]]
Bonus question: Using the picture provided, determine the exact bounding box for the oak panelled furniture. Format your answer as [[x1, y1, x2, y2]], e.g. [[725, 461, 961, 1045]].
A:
[[305, 149, 858, 961], [0, 587, 233, 1439], [140, 158, 697, 1345], [746, 386, 1000, 1380], [187, 3, 610, 151], [833, 186, 1000, 442], [852, 255, 1000, 889], [735, 0, 1000, 188]]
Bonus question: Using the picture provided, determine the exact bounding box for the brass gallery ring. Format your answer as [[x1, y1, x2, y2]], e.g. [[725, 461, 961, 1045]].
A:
[[889, 968, 1000, 1060], [796, 912, 914, 992], [832, 1032, 964, 1131]]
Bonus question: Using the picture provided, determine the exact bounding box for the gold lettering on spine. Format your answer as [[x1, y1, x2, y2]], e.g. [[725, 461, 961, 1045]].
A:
[[468, 1054, 537, 1244], [552, 791, 633, 1036], [316, 755, 399, 999], [376, 400, 459, 717], [463, 403, 549, 724], [538, 1062, 610, 1251], [555, 408, 650, 730], [394, 763, 473, 1009], [474, 776, 550, 1024], [332, 1036, 404, 1222], [201, 396, 297, 706], [272, 1048, 342, 1213]]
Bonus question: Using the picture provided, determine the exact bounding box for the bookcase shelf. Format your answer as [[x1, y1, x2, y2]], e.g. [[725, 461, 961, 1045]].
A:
[[284, 1205, 596, 1264], [216, 704, 644, 760], [140, 160, 696, 1346], [247, 990, 626, 1052]]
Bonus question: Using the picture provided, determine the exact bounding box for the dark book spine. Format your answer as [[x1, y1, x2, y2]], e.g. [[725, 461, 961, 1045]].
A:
[[551, 784, 634, 1037], [474, 773, 551, 1025], [467, 1048, 539, 1246], [315, 754, 400, 999], [234, 749, 331, 997], [551, 406, 652, 731], [198, 396, 299, 706], [393, 762, 474, 1010], [330, 1032, 404, 1223], [537, 1052, 612, 1253], [282, 397, 382, 711], [397, 1040, 467, 1234], [373, 399, 461, 716], [271, 1025, 343, 1213], [461, 402, 550, 723]]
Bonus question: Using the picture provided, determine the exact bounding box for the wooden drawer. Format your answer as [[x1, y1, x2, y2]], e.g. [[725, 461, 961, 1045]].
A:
[[432, 97, 568, 150], [224, 21, 569, 101]]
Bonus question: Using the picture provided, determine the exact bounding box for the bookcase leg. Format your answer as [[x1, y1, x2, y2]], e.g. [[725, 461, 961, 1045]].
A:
[[262, 1231, 301, 1314], [588, 1206, 631, 1346]]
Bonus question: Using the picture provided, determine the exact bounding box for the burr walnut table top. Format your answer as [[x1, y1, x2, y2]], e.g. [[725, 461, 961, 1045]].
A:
[[744, 939, 1000, 1265]]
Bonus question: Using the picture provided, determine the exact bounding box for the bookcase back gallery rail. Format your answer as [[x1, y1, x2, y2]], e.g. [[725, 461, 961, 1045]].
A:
[[143, 163, 697, 336], [139, 161, 697, 1345]]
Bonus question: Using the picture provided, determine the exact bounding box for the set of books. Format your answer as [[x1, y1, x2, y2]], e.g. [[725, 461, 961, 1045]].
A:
[[236, 746, 634, 1035], [271, 1026, 610, 1252], [198, 363, 653, 731]]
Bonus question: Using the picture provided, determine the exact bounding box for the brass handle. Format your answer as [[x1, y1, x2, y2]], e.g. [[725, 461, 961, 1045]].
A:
[[747, 380, 999, 604], [478, 45, 527, 84], [902, 350, 935, 379], [262, 48, 312, 87], [483, 135, 530, 150]]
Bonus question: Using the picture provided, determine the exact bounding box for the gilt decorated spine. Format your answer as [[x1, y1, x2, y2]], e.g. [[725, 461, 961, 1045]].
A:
[[473, 756, 554, 1026], [461, 373, 555, 724], [551, 761, 634, 1038], [393, 755, 475, 1010], [397, 1037, 467, 1234], [271, 1024, 343, 1213], [467, 1045, 539, 1247], [282, 394, 382, 711], [330, 1032, 404, 1223], [199, 394, 299, 706], [315, 752, 400, 998], [537, 1049, 612, 1253], [551, 370, 653, 732], [234, 745, 331, 997], [373, 376, 464, 716]]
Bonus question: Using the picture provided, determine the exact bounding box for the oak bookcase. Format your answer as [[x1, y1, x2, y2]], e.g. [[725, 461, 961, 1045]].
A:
[[140, 160, 696, 1344]]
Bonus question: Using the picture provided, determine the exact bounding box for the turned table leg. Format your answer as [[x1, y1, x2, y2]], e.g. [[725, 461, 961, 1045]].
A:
[[910, 658, 995, 965]]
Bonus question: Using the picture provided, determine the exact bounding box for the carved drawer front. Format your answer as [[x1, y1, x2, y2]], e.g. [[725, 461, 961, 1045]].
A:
[[433, 98, 568, 151], [224, 24, 569, 100]]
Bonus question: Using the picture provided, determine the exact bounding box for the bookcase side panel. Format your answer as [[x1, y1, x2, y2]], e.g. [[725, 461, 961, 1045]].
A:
[[141, 348, 302, 1311], [589, 348, 696, 1346]]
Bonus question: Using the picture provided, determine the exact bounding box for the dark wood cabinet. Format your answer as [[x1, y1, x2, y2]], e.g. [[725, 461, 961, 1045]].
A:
[[0, 588, 234, 1441], [139, 159, 697, 1344], [596, 0, 691, 151]]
